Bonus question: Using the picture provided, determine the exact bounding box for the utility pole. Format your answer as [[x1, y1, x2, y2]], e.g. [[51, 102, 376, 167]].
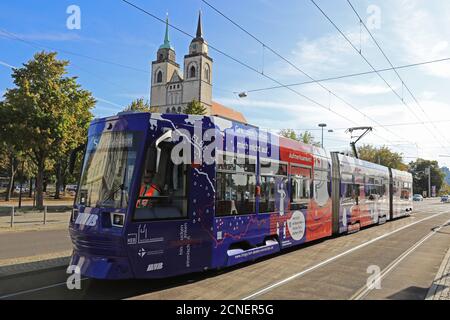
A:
[[425, 166, 431, 198], [18, 161, 24, 209], [428, 166, 432, 198], [318, 123, 327, 148]]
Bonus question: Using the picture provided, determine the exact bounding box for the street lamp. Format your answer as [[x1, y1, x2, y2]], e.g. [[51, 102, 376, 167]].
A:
[[318, 123, 327, 148]]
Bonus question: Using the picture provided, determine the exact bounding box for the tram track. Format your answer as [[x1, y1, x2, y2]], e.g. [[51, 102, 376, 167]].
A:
[[349, 218, 450, 300], [242, 210, 450, 300]]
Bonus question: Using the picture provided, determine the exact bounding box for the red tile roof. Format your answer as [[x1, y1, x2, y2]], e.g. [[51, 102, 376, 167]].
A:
[[211, 101, 247, 124]]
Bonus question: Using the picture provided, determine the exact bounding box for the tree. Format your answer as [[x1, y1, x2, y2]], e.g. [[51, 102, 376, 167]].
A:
[[0, 99, 27, 201], [279, 129, 298, 141], [442, 167, 450, 185], [299, 131, 321, 147], [184, 100, 207, 115], [123, 98, 151, 112], [358, 144, 407, 170], [0, 51, 95, 208], [279, 129, 321, 146], [440, 183, 450, 196], [409, 159, 445, 196]]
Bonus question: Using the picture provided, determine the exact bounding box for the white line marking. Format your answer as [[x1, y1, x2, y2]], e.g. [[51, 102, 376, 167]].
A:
[[351, 218, 450, 300], [0, 278, 88, 300], [242, 211, 450, 300]]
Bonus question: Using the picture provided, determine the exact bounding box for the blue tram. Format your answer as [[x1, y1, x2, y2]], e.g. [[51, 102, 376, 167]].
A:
[[69, 112, 413, 279]]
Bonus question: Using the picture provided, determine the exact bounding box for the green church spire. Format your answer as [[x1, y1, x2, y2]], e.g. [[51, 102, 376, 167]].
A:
[[159, 14, 173, 50]]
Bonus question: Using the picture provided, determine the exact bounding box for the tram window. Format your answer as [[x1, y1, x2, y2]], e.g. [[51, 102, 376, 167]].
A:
[[378, 185, 385, 198], [236, 156, 256, 174], [290, 165, 311, 210], [400, 183, 411, 199], [260, 160, 287, 176], [259, 175, 289, 214], [260, 176, 276, 213], [215, 172, 256, 216], [366, 185, 379, 200], [134, 142, 188, 221], [343, 184, 359, 204], [290, 175, 310, 210], [217, 153, 236, 171]]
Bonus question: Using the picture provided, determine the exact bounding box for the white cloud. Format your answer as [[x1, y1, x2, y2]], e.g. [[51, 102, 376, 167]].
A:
[[94, 97, 123, 108], [115, 93, 150, 100], [391, 0, 450, 78], [269, 28, 372, 79], [0, 30, 100, 43], [0, 60, 16, 69]]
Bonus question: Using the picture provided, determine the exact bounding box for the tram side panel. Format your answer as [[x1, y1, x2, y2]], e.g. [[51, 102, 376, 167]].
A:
[[390, 168, 413, 219], [210, 120, 276, 268], [331, 153, 390, 234], [210, 121, 333, 268]]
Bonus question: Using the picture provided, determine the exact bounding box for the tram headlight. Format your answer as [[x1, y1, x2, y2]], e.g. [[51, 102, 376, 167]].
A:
[[71, 208, 79, 222], [111, 213, 125, 227]]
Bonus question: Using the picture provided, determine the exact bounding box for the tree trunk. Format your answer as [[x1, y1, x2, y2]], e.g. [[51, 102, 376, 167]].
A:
[[54, 161, 61, 199], [62, 176, 67, 197], [5, 155, 15, 202], [36, 161, 44, 209], [29, 178, 33, 198]]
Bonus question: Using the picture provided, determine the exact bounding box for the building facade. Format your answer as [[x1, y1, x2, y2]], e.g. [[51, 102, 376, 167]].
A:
[[150, 12, 213, 115]]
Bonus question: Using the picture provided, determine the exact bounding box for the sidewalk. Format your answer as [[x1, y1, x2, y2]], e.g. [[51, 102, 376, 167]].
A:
[[0, 210, 71, 233], [426, 247, 450, 300]]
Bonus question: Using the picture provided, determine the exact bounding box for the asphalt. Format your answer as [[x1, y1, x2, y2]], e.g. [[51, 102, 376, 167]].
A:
[[0, 199, 449, 300], [0, 229, 71, 260]]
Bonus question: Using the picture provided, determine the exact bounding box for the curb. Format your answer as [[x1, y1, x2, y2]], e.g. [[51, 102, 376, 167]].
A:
[[425, 246, 450, 300], [0, 256, 71, 279]]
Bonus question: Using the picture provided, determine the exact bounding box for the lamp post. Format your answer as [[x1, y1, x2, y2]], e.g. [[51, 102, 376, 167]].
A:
[[425, 167, 431, 198], [318, 123, 327, 148]]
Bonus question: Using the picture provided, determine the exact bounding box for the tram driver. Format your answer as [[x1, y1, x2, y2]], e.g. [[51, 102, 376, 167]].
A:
[[136, 169, 161, 208]]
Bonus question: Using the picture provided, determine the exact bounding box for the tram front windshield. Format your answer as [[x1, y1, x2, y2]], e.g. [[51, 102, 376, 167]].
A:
[[77, 131, 141, 209]]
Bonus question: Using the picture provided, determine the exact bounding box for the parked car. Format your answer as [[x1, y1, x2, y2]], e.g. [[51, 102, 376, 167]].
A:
[[14, 186, 29, 193], [413, 194, 424, 202], [441, 195, 450, 203], [66, 184, 78, 192]]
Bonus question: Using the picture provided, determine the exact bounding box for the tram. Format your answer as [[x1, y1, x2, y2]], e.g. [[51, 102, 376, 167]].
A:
[[68, 112, 413, 279]]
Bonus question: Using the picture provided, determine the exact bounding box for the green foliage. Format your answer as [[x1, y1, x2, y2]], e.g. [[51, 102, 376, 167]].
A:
[[442, 166, 450, 185], [409, 159, 445, 196], [358, 144, 407, 170], [184, 100, 207, 115], [279, 129, 298, 141], [0, 51, 95, 207], [440, 183, 450, 196], [124, 98, 151, 112], [279, 129, 321, 147]]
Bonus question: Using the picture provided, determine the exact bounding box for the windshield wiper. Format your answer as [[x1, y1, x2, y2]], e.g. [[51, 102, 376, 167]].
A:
[[98, 184, 125, 207]]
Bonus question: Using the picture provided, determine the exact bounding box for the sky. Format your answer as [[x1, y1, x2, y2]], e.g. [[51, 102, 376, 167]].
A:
[[0, 0, 450, 167]]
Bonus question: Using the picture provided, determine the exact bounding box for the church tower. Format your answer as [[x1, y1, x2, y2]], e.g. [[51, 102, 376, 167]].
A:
[[150, 15, 182, 111], [182, 11, 213, 112]]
